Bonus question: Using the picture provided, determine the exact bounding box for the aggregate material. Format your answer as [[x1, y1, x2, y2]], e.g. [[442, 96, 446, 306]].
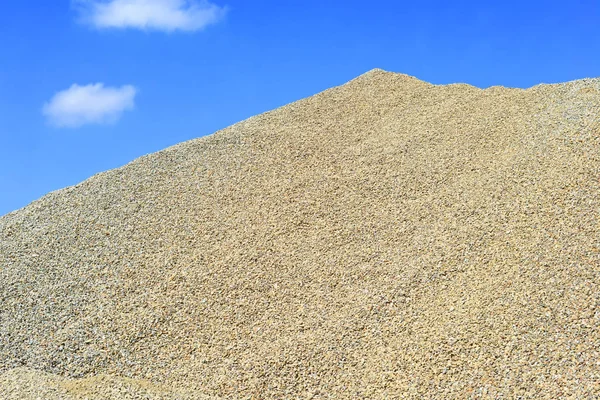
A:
[[1, 69, 599, 399]]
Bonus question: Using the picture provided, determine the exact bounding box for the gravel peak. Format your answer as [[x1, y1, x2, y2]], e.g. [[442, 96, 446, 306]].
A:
[[1, 71, 599, 399]]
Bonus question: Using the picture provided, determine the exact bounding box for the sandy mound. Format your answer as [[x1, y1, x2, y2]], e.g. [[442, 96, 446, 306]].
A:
[[1, 69, 599, 398], [0, 367, 215, 399]]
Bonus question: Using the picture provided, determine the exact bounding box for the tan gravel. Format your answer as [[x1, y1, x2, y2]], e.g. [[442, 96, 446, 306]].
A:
[[1, 69, 599, 399], [0, 367, 216, 399]]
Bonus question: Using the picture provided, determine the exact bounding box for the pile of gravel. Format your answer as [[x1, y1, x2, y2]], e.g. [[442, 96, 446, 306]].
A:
[[1, 69, 599, 398]]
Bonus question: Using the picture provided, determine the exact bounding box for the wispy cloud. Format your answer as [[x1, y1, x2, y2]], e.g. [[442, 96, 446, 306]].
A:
[[74, 0, 227, 32], [43, 83, 137, 128]]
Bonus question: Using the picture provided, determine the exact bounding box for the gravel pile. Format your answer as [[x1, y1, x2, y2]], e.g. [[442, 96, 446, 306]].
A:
[[1, 69, 599, 398]]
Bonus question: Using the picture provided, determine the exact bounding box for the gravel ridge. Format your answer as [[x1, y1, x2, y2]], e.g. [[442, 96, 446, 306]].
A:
[[1, 69, 599, 398]]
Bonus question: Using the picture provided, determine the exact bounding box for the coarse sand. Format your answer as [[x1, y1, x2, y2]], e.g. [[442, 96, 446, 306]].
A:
[[1, 69, 599, 399]]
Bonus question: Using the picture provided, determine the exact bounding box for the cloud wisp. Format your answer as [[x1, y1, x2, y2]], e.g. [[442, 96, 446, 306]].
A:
[[43, 83, 137, 128], [75, 0, 227, 32]]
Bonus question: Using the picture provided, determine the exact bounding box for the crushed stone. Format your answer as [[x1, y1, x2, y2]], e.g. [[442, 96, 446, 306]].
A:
[[1, 69, 599, 398]]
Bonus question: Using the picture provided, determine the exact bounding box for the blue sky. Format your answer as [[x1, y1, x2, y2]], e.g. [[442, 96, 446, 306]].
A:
[[1, 0, 599, 216]]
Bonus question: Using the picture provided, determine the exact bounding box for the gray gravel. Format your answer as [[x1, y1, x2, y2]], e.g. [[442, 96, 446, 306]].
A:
[[1, 69, 599, 398]]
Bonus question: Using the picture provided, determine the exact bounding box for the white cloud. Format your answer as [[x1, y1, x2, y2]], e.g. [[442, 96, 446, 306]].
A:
[[74, 0, 227, 32], [43, 83, 137, 128]]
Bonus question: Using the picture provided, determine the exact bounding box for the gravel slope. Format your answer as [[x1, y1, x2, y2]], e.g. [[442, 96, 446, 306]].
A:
[[1, 69, 599, 398]]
